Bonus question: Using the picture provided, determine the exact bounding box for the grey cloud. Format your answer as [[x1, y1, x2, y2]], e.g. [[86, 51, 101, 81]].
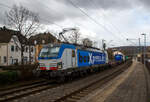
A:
[[136, 0, 150, 8], [0, 0, 148, 26], [16, 0, 86, 25], [58, 0, 133, 10], [0, 0, 135, 26]]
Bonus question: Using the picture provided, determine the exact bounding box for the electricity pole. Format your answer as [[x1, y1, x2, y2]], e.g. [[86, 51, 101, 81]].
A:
[[102, 39, 106, 51], [139, 38, 141, 54], [126, 38, 140, 58], [141, 33, 146, 68]]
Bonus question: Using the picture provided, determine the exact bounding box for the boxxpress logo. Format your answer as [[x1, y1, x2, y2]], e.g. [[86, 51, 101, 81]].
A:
[[78, 52, 105, 64], [89, 53, 105, 64]]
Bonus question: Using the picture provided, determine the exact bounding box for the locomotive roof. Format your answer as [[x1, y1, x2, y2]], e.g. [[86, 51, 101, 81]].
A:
[[61, 42, 101, 50], [44, 43, 103, 52]]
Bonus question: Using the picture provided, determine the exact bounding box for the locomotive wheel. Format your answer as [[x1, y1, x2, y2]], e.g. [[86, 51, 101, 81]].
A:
[[56, 75, 65, 83]]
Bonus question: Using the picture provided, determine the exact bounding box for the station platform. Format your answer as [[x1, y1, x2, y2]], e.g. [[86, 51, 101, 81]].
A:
[[79, 60, 150, 102]]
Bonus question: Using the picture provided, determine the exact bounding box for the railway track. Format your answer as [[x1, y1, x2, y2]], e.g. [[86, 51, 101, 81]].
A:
[[0, 61, 132, 102], [54, 61, 132, 102], [0, 79, 57, 102], [0, 79, 46, 91]]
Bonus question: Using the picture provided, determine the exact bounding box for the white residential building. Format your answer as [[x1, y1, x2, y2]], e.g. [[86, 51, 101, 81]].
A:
[[0, 35, 21, 66], [23, 45, 36, 64], [0, 27, 36, 66]]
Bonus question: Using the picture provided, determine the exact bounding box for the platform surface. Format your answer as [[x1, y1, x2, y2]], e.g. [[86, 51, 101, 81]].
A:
[[79, 60, 150, 102]]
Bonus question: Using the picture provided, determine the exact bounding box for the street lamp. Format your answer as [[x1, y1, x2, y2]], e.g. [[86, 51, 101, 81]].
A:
[[141, 33, 146, 67]]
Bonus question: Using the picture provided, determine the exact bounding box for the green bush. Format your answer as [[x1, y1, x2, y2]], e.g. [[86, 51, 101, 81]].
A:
[[2, 64, 38, 71], [0, 71, 19, 85], [1, 64, 39, 81]]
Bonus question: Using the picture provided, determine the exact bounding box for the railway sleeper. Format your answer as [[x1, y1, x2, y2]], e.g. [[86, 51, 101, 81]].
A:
[[66, 98, 77, 102], [71, 95, 81, 99]]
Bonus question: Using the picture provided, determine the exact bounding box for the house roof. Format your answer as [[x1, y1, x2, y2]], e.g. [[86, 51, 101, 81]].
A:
[[29, 32, 59, 45], [0, 30, 12, 43], [0, 26, 59, 45], [0, 26, 27, 44]]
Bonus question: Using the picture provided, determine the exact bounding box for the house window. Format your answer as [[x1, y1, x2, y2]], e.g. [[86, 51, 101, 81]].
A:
[[31, 47, 34, 52], [11, 45, 14, 52], [4, 56, 7, 63], [26, 47, 28, 52], [24, 57, 28, 64], [13, 59, 18, 65], [15, 46, 18, 52], [31, 57, 33, 62]]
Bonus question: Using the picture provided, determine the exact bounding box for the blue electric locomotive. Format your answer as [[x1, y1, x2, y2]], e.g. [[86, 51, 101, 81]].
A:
[[38, 43, 108, 81], [38, 43, 108, 70]]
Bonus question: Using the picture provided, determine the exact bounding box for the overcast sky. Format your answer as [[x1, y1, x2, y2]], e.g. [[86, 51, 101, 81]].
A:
[[0, 0, 150, 48]]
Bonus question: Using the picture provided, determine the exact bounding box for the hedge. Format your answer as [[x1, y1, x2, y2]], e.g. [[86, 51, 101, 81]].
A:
[[2, 64, 38, 71], [1, 64, 39, 80], [0, 71, 19, 85]]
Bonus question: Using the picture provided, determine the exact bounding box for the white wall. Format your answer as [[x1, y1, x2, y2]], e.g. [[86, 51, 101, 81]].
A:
[[0, 35, 22, 66], [0, 35, 36, 66], [0, 43, 8, 66], [8, 35, 21, 65], [23, 45, 36, 64]]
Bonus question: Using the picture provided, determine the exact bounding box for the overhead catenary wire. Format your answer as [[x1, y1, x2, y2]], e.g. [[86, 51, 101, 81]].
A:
[[74, 0, 127, 45], [67, 0, 115, 35], [36, 0, 94, 32], [0, 3, 12, 9], [0, 2, 128, 46], [89, 0, 128, 39], [86, 0, 128, 45], [67, 0, 127, 45], [0, 2, 91, 35]]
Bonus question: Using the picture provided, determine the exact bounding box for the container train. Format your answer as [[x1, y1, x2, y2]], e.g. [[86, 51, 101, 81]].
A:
[[114, 54, 124, 61], [38, 43, 123, 82], [113, 51, 125, 62]]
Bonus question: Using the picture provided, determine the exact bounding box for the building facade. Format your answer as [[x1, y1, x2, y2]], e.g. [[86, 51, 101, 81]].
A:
[[0, 27, 59, 66], [0, 27, 36, 66], [29, 32, 59, 62], [0, 35, 21, 66]]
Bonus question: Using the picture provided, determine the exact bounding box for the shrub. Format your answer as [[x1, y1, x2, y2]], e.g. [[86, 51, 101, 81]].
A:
[[2, 64, 38, 70], [0, 71, 18, 85], [2, 64, 39, 80]]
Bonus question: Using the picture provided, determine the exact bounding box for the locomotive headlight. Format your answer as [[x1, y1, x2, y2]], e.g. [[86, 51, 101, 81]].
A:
[[58, 65, 61, 69], [57, 62, 62, 69]]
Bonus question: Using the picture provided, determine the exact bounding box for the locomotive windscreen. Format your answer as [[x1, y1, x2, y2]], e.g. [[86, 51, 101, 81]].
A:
[[39, 46, 60, 57]]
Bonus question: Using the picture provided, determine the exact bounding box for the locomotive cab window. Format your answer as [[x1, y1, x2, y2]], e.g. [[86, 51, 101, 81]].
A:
[[39, 46, 60, 57]]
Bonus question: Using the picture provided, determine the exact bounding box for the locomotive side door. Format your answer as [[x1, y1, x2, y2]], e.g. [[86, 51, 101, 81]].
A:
[[67, 49, 72, 68], [65, 49, 76, 68], [62, 48, 76, 69], [62, 49, 72, 69]]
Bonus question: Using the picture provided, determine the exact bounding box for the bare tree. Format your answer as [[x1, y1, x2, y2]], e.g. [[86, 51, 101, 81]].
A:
[[57, 27, 81, 44], [5, 5, 41, 64], [107, 48, 114, 61], [68, 30, 81, 44], [82, 38, 93, 47], [48, 29, 61, 43]]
